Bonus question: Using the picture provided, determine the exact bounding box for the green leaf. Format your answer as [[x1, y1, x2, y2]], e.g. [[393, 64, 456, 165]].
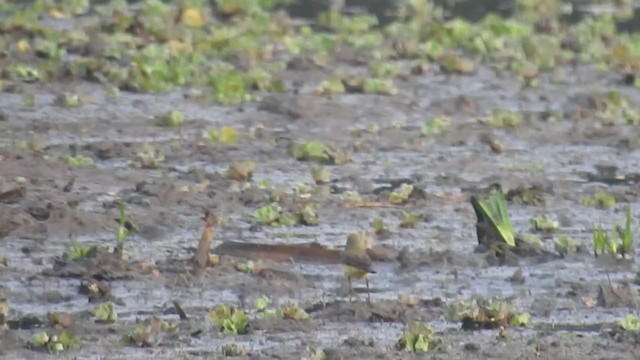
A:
[[622, 204, 633, 255], [474, 186, 515, 247]]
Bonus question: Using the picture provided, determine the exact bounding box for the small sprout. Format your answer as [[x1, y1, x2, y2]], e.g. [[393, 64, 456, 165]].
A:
[[66, 155, 94, 166], [278, 302, 310, 321], [520, 234, 542, 246], [235, 261, 255, 274], [592, 204, 634, 259], [126, 317, 177, 347], [10, 64, 40, 82], [209, 305, 249, 335], [294, 183, 314, 198], [362, 78, 399, 96], [314, 75, 345, 96], [254, 296, 270, 312], [208, 126, 238, 144], [68, 240, 95, 261], [371, 218, 386, 235], [22, 93, 36, 107], [300, 203, 320, 226], [396, 322, 437, 353], [255, 203, 281, 225], [471, 185, 516, 247], [618, 314, 640, 332], [341, 191, 363, 206], [421, 115, 450, 135], [289, 141, 350, 165], [485, 109, 523, 128], [530, 214, 559, 232], [583, 190, 616, 209], [94, 302, 117, 323], [399, 211, 420, 228], [438, 53, 475, 74], [368, 61, 402, 78], [506, 187, 544, 206], [29, 331, 50, 347], [133, 144, 164, 169], [225, 161, 257, 182], [389, 184, 414, 205], [446, 299, 529, 329], [116, 201, 136, 245], [554, 236, 580, 256], [221, 343, 246, 356], [54, 93, 82, 108], [154, 110, 184, 127], [311, 166, 331, 185]]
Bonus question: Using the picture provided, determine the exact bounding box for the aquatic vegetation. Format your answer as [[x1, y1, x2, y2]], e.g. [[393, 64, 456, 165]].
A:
[[471, 184, 516, 247], [115, 201, 136, 257], [583, 190, 616, 209], [288, 141, 350, 165], [225, 160, 257, 182], [399, 211, 421, 228], [54, 93, 82, 108], [421, 115, 450, 135], [154, 110, 184, 128], [94, 302, 117, 323], [530, 214, 559, 232], [446, 299, 530, 329], [28, 331, 78, 353], [221, 343, 246, 356], [278, 302, 310, 321], [554, 235, 580, 256], [484, 109, 524, 128], [209, 305, 249, 335], [618, 314, 640, 332], [66, 155, 94, 166], [371, 218, 387, 235], [126, 317, 178, 347], [310, 165, 331, 185], [389, 184, 415, 205], [593, 204, 633, 259], [67, 240, 95, 261], [255, 203, 282, 225], [506, 186, 545, 206], [132, 143, 165, 169], [208, 126, 239, 144], [396, 322, 439, 353]]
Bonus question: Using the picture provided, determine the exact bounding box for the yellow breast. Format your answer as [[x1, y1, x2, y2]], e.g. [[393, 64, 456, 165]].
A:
[[344, 265, 369, 279]]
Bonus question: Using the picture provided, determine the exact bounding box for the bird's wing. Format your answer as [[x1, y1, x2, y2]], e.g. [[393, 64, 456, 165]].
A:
[[342, 252, 376, 273]]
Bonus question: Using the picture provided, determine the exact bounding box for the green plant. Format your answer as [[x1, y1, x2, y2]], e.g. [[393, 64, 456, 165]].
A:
[[68, 240, 95, 261], [592, 204, 633, 259], [396, 322, 437, 353], [583, 191, 616, 209], [94, 302, 117, 323], [471, 185, 516, 247], [554, 235, 580, 256], [209, 305, 249, 335], [255, 203, 281, 225], [618, 314, 640, 331], [66, 155, 94, 166], [389, 184, 414, 205], [530, 214, 559, 232], [207, 126, 238, 144], [154, 110, 184, 127], [28, 331, 78, 353]]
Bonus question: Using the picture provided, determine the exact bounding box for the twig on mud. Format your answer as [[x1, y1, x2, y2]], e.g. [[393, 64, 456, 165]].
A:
[[192, 210, 218, 277], [172, 300, 188, 320]]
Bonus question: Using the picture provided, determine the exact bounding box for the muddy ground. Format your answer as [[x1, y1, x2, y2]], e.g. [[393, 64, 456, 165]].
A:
[[3, 0, 640, 359]]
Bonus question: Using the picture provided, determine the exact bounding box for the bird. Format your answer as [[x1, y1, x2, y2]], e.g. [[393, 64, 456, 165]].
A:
[[342, 231, 376, 303]]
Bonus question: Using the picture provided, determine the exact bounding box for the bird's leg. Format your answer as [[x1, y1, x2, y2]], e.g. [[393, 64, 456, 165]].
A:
[[366, 278, 371, 304], [348, 277, 353, 302]]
